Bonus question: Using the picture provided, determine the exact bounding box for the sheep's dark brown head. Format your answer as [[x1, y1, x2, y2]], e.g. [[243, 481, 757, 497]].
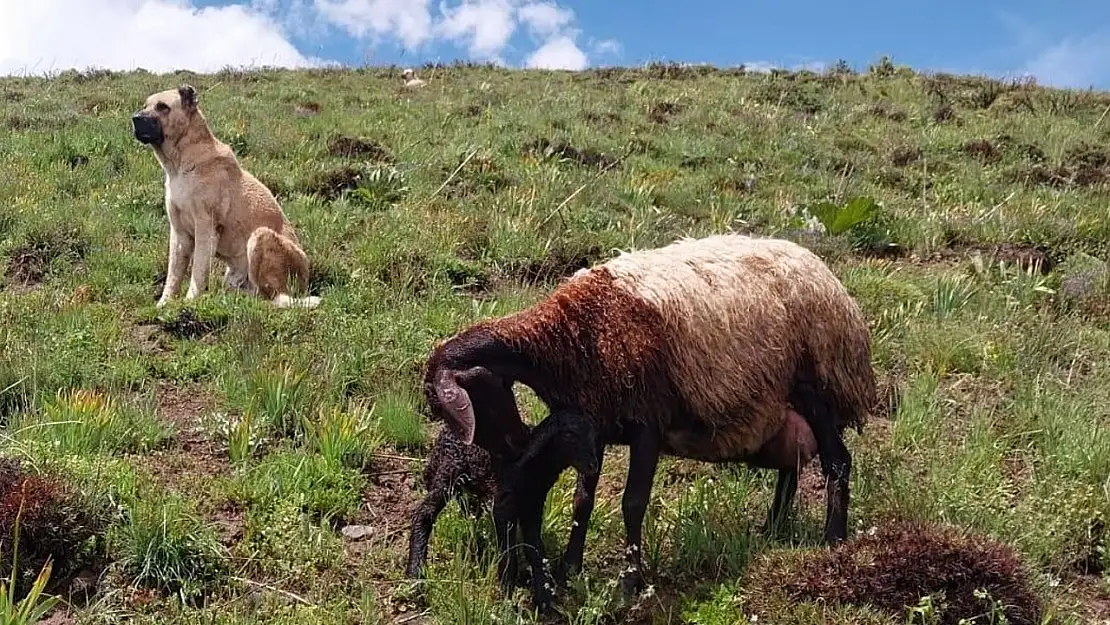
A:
[[427, 365, 529, 459]]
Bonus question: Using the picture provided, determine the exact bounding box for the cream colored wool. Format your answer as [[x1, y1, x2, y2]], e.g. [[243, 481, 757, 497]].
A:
[[586, 233, 872, 458]]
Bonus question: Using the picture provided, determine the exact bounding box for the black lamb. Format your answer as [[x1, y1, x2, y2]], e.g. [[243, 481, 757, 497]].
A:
[[405, 408, 601, 590]]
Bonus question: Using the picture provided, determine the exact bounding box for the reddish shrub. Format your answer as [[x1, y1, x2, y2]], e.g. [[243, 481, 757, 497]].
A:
[[745, 520, 1044, 625]]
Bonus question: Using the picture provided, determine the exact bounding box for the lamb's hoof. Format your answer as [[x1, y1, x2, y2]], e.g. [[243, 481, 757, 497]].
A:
[[530, 584, 555, 615], [617, 570, 644, 602]]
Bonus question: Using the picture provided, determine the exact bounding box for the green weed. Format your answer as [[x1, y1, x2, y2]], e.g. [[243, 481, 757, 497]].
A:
[[110, 494, 228, 602]]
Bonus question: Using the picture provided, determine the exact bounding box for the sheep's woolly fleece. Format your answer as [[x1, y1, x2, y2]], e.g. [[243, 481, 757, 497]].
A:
[[478, 233, 875, 459]]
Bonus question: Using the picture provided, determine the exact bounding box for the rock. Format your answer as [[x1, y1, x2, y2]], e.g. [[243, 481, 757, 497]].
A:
[[341, 524, 374, 540]]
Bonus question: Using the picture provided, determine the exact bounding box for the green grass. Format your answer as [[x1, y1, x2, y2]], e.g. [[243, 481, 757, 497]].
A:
[[1, 59, 1109, 623]]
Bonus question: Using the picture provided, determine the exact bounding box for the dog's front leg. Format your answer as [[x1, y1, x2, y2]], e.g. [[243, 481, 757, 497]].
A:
[[157, 226, 193, 308], [185, 216, 217, 301]]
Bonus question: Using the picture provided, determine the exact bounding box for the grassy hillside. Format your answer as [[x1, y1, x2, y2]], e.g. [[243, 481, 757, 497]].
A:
[[1, 59, 1109, 624]]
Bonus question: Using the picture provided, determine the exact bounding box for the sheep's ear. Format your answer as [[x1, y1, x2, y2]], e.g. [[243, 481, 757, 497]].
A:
[[434, 368, 476, 444]]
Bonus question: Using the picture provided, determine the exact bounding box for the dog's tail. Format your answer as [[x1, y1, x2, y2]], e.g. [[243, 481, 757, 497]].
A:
[[247, 226, 322, 310], [272, 293, 322, 309]]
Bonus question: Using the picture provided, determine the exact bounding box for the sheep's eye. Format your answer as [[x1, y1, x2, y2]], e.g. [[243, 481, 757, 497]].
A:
[[155, 102, 170, 113]]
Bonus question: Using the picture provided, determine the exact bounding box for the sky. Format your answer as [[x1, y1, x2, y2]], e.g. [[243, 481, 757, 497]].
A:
[[2, 0, 1110, 90]]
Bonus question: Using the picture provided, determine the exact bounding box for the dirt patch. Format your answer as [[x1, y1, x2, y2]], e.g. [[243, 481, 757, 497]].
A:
[[293, 101, 320, 116], [1061, 575, 1110, 623], [141, 384, 229, 504], [155, 308, 228, 340], [1014, 142, 1047, 163], [523, 138, 618, 170], [989, 242, 1056, 273], [932, 103, 957, 124], [461, 103, 484, 117], [4, 228, 89, 289], [963, 138, 1002, 163], [582, 111, 622, 126], [299, 166, 365, 200], [715, 173, 758, 196], [501, 243, 604, 284], [1014, 143, 1110, 188], [212, 501, 246, 547], [868, 101, 907, 122], [1072, 518, 1106, 577], [326, 135, 394, 162], [890, 145, 921, 167], [678, 155, 717, 169], [37, 612, 76, 625], [344, 451, 423, 559], [922, 241, 1056, 274], [440, 153, 513, 199], [744, 519, 1044, 625], [646, 101, 683, 124]]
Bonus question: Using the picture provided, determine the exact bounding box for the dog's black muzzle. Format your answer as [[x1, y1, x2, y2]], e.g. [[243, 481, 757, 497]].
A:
[[131, 113, 164, 145]]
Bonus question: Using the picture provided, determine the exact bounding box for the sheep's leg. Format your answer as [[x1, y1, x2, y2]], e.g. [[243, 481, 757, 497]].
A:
[[618, 427, 661, 600], [796, 394, 852, 544], [405, 488, 451, 579], [557, 440, 605, 583], [817, 431, 852, 544], [763, 469, 799, 537]]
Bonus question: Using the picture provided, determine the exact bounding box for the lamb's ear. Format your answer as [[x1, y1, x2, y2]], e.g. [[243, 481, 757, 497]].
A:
[[434, 368, 477, 444]]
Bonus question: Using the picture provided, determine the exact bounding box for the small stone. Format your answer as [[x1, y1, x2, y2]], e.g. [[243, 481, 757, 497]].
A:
[[340, 524, 374, 540]]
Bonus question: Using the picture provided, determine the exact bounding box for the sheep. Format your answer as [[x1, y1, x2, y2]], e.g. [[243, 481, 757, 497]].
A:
[[422, 233, 876, 610], [401, 68, 426, 88], [404, 407, 601, 600], [404, 427, 497, 581]]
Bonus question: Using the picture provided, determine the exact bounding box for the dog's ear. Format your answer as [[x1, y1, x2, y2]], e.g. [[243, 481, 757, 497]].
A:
[[178, 85, 198, 111]]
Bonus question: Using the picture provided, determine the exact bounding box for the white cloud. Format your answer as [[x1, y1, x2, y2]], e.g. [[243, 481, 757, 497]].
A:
[[517, 2, 574, 38], [525, 34, 587, 70], [0, 0, 614, 75], [313, 0, 433, 49], [593, 38, 622, 57], [436, 0, 517, 60], [0, 0, 315, 76], [1022, 31, 1110, 89], [311, 0, 603, 69]]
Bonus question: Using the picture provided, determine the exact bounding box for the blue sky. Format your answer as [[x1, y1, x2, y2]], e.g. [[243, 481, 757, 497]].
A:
[[3, 0, 1110, 89]]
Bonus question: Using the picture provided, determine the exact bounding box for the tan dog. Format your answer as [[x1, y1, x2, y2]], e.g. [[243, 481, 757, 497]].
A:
[[131, 85, 320, 309]]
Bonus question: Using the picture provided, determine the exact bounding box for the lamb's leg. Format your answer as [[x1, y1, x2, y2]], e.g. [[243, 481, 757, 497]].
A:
[[764, 469, 799, 536], [491, 495, 520, 594], [557, 440, 605, 583], [405, 488, 450, 580], [618, 426, 661, 600], [518, 491, 555, 613]]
